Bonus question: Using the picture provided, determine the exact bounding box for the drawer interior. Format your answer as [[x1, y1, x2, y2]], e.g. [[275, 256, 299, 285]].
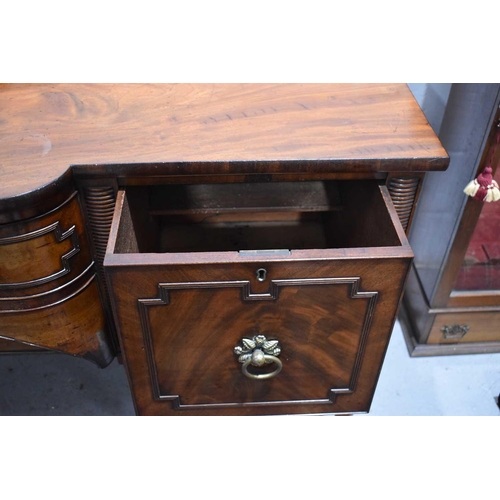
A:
[[112, 180, 404, 254]]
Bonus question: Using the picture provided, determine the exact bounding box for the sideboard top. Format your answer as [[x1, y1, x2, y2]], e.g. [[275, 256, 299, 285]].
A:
[[0, 83, 448, 201]]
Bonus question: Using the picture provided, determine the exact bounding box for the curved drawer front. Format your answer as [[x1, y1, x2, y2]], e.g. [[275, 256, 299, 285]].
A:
[[0, 276, 112, 366], [0, 193, 92, 303], [0, 192, 113, 366]]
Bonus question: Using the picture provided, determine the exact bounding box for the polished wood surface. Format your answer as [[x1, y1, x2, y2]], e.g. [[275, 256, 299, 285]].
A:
[[428, 312, 500, 344], [0, 338, 45, 353], [400, 303, 500, 357], [0, 277, 112, 367], [0, 83, 450, 413], [109, 260, 409, 415], [0, 84, 448, 204], [386, 175, 424, 232], [447, 290, 500, 308], [0, 191, 114, 365], [80, 184, 120, 352], [105, 180, 412, 414], [0, 193, 92, 301]]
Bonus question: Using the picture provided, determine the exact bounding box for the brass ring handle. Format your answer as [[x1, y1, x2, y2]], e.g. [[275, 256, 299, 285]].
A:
[[234, 335, 282, 380], [242, 352, 283, 380]]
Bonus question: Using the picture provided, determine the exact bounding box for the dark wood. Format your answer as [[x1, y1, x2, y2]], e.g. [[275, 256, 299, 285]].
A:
[[141, 277, 378, 406], [400, 302, 500, 356], [0, 193, 91, 301], [0, 84, 448, 223], [386, 174, 424, 232], [323, 181, 404, 249], [0, 276, 113, 367], [0, 191, 114, 365], [428, 311, 500, 344], [0, 169, 74, 225], [105, 182, 412, 415], [0, 338, 46, 353], [108, 262, 411, 415], [113, 181, 403, 255], [147, 181, 342, 215], [0, 83, 448, 413], [79, 183, 120, 352]]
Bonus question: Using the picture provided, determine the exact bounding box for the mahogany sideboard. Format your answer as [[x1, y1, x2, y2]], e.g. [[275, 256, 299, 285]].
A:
[[0, 84, 448, 415]]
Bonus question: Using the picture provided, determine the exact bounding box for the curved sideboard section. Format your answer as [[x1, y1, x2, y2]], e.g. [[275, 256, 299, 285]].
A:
[[0, 191, 114, 367]]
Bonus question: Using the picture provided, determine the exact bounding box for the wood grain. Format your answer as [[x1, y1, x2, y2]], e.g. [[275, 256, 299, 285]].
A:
[[0, 84, 448, 207], [0, 83, 449, 411], [447, 290, 500, 308], [105, 180, 412, 415], [400, 302, 500, 356], [0, 192, 114, 363], [142, 278, 377, 407], [428, 311, 500, 344], [0, 338, 45, 353], [0, 194, 91, 300], [0, 277, 113, 367], [108, 258, 410, 415]]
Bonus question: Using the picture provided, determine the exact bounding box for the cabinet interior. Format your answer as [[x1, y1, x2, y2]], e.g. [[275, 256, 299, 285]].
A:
[[114, 180, 402, 254]]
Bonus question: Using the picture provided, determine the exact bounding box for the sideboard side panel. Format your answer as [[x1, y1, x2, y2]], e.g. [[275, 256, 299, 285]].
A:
[[0, 192, 114, 366]]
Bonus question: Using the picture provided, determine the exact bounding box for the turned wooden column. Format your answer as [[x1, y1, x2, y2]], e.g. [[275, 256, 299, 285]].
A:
[[386, 175, 424, 233]]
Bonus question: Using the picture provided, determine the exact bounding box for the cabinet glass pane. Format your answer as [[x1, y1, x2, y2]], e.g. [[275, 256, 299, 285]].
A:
[[454, 167, 500, 291]]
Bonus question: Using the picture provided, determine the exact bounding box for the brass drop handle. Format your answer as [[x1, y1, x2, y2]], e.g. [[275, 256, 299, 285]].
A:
[[234, 334, 282, 380], [441, 324, 469, 340]]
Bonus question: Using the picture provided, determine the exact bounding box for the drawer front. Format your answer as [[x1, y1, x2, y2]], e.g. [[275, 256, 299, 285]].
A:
[[105, 181, 412, 415], [0, 192, 114, 366], [0, 338, 45, 353], [108, 258, 410, 415], [428, 312, 500, 344], [0, 193, 92, 300], [0, 277, 112, 366]]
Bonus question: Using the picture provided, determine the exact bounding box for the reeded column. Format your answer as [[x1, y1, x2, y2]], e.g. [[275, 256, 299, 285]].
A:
[[387, 176, 421, 232]]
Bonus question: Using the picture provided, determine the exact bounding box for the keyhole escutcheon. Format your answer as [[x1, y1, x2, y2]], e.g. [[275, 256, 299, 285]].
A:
[[256, 268, 267, 282]]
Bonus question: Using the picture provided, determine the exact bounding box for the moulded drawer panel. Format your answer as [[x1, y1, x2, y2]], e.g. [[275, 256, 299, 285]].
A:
[[107, 259, 410, 415], [105, 181, 413, 415]]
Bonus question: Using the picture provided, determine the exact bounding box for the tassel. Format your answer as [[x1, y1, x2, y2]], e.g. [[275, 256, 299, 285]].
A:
[[463, 166, 500, 203], [463, 179, 480, 197], [486, 180, 500, 202]]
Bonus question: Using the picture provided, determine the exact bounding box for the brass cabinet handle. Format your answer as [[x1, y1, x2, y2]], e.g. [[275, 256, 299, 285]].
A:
[[234, 334, 282, 380], [441, 324, 469, 340]]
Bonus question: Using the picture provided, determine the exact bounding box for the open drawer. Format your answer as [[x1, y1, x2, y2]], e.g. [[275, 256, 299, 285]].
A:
[[104, 180, 413, 415]]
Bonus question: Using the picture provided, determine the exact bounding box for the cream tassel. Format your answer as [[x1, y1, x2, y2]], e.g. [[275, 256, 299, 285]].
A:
[[463, 166, 500, 202], [485, 180, 500, 202], [463, 179, 479, 197]]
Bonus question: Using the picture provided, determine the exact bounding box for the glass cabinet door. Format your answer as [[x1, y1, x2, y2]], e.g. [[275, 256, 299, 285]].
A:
[[454, 166, 500, 291]]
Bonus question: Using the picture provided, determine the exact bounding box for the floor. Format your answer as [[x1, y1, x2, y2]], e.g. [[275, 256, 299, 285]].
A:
[[0, 321, 498, 416], [368, 322, 500, 416]]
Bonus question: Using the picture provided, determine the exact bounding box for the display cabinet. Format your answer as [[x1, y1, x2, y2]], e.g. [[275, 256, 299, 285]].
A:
[[401, 84, 500, 355]]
